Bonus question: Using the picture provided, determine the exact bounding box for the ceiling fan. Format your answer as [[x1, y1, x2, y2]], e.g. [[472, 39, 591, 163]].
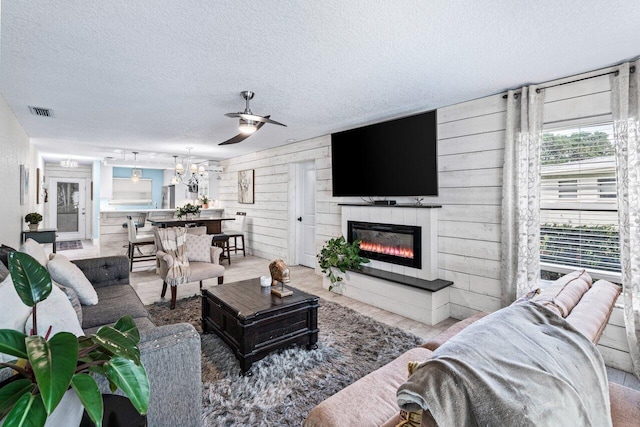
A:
[[219, 90, 287, 145]]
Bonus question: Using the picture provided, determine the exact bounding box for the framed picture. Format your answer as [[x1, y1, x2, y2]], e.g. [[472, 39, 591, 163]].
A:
[[20, 164, 29, 206], [238, 169, 254, 204]]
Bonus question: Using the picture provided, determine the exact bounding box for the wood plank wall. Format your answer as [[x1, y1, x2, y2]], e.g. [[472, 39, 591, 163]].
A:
[[218, 66, 631, 372]]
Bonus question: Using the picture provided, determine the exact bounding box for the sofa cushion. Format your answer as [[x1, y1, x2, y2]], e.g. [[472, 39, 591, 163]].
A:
[[19, 238, 48, 267], [303, 347, 433, 427], [609, 382, 640, 427], [25, 283, 84, 337], [532, 269, 592, 317], [188, 261, 225, 282], [48, 253, 98, 305], [82, 284, 148, 329], [186, 233, 213, 263], [83, 316, 155, 336], [565, 279, 621, 343]]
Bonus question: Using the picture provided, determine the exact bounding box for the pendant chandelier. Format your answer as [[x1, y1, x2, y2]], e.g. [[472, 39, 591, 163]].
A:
[[173, 147, 207, 188], [131, 152, 141, 183], [60, 158, 78, 168]]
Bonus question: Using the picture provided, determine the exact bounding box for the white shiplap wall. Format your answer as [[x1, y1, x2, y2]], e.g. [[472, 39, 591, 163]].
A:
[[219, 64, 632, 372]]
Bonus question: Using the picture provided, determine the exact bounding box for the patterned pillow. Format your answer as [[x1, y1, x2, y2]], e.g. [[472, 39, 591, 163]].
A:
[[56, 282, 83, 326], [0, 261, 8, 282], [396, 361, 423, 427], [186, 233, 213, 263], [0, 244, 16, 269]]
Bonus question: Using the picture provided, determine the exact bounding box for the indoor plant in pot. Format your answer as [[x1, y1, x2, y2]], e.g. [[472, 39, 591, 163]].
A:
[[25, 212, 43, 231], [317, 236, 370, 291], [0, 251, 149, 427], [176, 203, 200, 219], [199, 195, 211, 209]]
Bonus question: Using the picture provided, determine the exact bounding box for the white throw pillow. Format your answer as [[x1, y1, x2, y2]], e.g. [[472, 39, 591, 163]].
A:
[[186, 233, 213, 263], [19, 238, 49, 267], [0, 274, 32, 332], [24, 284, 84, 337], [47, 253, 98, 305]]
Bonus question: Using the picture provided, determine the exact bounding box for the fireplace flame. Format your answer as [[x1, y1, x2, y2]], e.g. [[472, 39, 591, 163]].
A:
[[359, 241, 414, 259]]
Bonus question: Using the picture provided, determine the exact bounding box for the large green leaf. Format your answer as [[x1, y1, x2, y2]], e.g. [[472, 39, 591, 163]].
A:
[[7, 252, 52, 308], [113, 315, 140, 343], [2, 391, 46, 427], [25, 333, 78, 415], [92, 326, 140, 365], [71, 373, 103, 427], [0, 329, 28, 359], [104, 356, 149, 415], [0, 379, 34, 419]]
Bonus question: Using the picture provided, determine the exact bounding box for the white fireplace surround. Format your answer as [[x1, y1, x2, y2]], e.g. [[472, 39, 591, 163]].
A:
[[323, 204, 450, 325]]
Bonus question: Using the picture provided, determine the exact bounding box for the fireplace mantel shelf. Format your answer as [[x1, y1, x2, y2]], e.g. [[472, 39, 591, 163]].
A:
[[348, 266, 453, 292], [338, 203, 442, 208]]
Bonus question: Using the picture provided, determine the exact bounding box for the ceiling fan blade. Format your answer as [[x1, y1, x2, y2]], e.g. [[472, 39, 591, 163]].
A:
[[218, 121, 266, 145], [238, 113, 287, 127], [224, 112, 242, 118]]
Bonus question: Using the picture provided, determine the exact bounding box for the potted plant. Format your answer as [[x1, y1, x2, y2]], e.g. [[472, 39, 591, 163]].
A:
[[25, 212, 43, 231], [0, 252, 149, 427], [199, 195, 211, 209], [317, 236, 370, 291], [176, 203, 200, 219]]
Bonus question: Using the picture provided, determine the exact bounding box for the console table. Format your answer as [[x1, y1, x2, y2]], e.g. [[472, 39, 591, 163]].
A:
[[21, 228, 57, 253]]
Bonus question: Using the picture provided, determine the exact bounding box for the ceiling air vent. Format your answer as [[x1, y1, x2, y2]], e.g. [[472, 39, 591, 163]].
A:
[[28, 106, 53, 117]]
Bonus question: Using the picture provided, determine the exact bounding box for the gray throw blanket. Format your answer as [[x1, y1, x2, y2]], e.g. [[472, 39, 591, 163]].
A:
[[397, 302, 611, 427]]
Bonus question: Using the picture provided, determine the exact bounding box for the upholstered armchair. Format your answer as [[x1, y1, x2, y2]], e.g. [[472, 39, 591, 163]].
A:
[[155, 226, 225, 309]]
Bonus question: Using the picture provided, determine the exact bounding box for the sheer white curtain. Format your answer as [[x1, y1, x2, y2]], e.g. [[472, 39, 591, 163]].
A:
[[500, 86, 545, 307], [611, 61, 640, 379]]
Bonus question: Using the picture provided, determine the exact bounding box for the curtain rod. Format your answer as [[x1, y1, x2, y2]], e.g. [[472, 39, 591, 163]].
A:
[[502, 65, 636, 99]]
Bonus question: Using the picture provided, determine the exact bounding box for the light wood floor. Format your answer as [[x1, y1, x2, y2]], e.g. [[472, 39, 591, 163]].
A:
[[47, 242, 640, 391]]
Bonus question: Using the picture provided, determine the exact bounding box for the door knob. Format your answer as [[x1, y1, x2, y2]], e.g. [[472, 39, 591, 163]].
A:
[[297, 217, 302, 222]]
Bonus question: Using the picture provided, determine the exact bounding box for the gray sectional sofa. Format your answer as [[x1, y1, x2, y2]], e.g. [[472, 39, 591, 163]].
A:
[[72, 255, 202, 427]]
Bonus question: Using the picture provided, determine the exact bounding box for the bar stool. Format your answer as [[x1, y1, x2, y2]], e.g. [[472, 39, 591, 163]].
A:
[[223, 212, 246, 257], [211, 233, 231, 265], [126, 216, 156, 271]]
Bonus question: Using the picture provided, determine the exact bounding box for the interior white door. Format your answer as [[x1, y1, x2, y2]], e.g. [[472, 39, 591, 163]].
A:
[[296, 161, 316, 267], [49, 178, 87, 241]]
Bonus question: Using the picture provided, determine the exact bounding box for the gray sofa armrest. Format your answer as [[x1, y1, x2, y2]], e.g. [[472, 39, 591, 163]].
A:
[[96, 323, 202, 427], [72, 256, 130, 288]]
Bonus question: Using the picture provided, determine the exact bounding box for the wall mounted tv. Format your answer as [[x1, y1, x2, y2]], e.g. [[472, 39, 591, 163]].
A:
[[331, 109, 438, 197]]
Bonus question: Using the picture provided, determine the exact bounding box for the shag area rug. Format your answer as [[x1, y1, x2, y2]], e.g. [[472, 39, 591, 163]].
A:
[[147, 293, 424, 426]]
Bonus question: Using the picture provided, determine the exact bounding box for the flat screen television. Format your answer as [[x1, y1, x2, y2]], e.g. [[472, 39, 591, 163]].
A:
[[331, 109, 438, 197]]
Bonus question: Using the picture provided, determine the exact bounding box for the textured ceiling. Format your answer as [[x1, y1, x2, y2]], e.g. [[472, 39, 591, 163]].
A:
[[1, 1, 640, 167]]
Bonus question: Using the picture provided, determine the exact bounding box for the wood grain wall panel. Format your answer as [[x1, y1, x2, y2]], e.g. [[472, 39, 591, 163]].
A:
[[217, 64, 631, 373]]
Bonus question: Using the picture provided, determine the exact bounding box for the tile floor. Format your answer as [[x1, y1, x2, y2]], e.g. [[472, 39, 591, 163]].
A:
[[41, 241, 640, 391]]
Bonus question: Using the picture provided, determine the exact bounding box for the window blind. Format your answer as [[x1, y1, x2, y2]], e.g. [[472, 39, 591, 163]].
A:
[[539, 123, 620, 276]]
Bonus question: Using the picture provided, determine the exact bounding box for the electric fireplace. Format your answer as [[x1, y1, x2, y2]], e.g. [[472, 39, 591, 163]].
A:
[[348, 221, 422, 269]]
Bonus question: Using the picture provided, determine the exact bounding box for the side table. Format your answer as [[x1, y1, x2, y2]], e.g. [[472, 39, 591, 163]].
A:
[[21, 228, 57, 253]]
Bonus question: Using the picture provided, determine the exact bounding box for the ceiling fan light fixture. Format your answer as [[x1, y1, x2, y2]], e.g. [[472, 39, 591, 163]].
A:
[[238, 118, 258, 134]]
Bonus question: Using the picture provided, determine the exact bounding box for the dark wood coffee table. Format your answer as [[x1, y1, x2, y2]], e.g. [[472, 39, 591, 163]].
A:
[[201, 278, 319, 374]]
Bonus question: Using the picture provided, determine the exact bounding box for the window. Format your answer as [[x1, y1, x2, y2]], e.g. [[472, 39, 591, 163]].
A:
[[540, 123, 620, 282], [558, 179, 577, 198], [597, 177, 616, 199]]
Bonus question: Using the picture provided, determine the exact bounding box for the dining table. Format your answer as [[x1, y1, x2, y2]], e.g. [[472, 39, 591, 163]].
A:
[[149, 216, 235, 234]]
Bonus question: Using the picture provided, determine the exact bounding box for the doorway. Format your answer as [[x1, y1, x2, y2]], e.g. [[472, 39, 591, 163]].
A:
[[294, 161, 316, 268], [49, 178, 87, 241]]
